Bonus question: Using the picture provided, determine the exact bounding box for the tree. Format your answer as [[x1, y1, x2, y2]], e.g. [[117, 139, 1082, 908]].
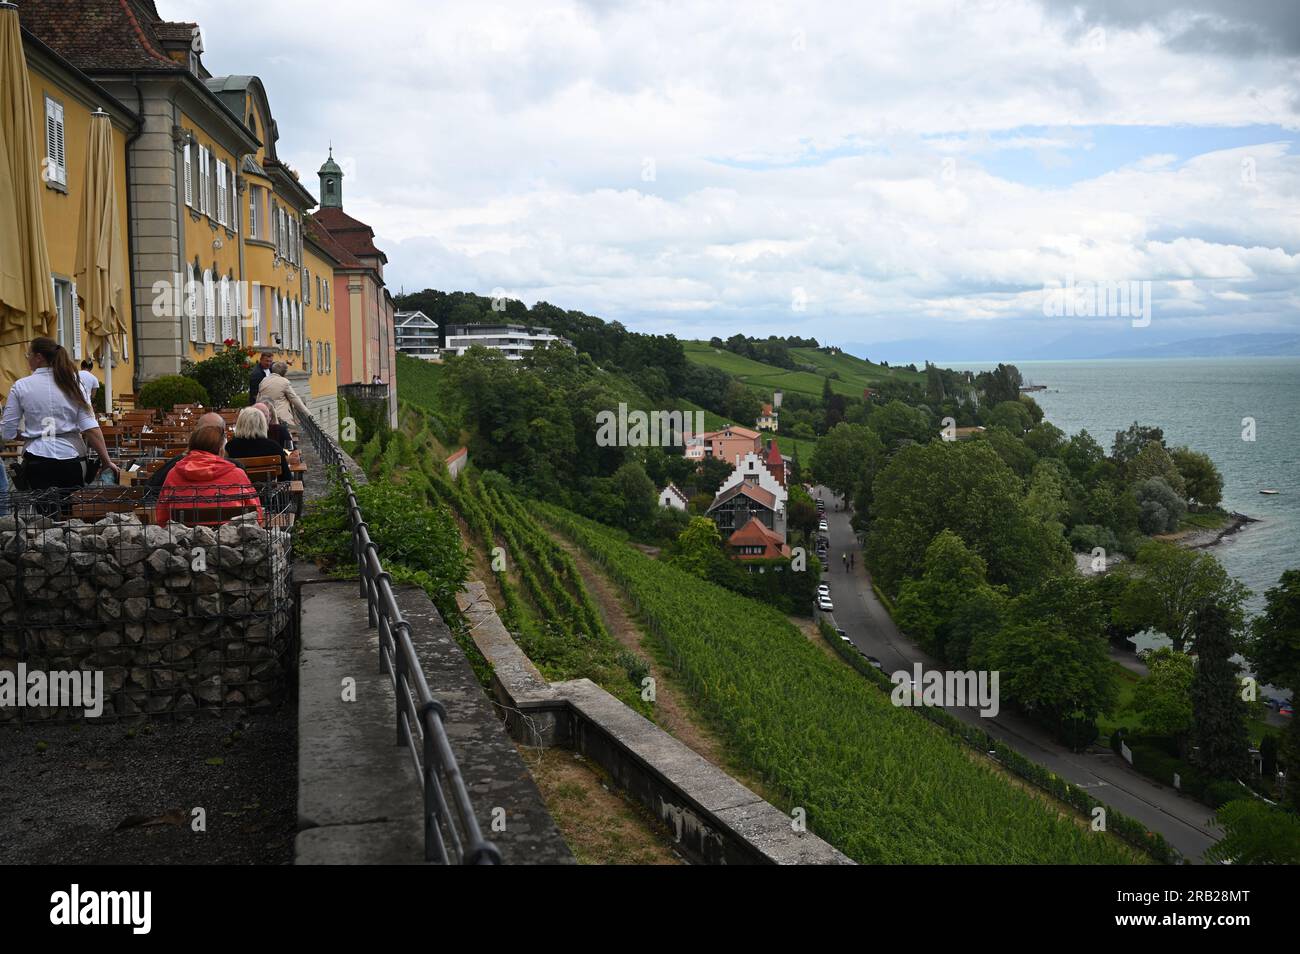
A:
[[979, 426, 1037, 480], [723, 380, 762, 424], [894, 531, 1006, 667], [609, 461, 657, 534], [694, 457, 734, 497], [1206, 800, 1300, 865], [1190, 603, 1251, 778], [1134, 476, 1185, 534], [1131, 440, 1187, 498], [1025, 461, 1071, 528], [869, 400, 932, 448], [1247, 569, 1300, 809], [975, 363, 1023, 406], [1061, 429, 1105, 483], [985, 400, 1034, 435], [1134, 648, 1195, 739], [786, 483, 819, 541], [1111, 422, 1165, 468], [972, 620, 1116, 745], [1170, 446, 1224, 510], [867, 441, 1071, 595], [1024, 420, 1066, 458], [810, 422, 884, 501], [670, 517, 728, 579], [1115, 542, 1250, 653]]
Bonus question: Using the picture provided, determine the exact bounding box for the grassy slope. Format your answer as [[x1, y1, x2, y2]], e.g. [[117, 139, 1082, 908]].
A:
[[683, 340, 926, 401], [538, 502, 1141, 865]]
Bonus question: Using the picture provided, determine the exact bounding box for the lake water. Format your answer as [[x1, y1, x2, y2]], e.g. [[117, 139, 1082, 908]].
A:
[[969, 358, 1300, 618]]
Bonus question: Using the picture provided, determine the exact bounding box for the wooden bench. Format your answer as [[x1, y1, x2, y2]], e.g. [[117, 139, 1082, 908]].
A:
[[68, 486, 147, 521]]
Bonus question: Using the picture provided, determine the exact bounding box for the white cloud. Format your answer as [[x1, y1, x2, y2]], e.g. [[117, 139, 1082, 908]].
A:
[[174, 0, 1300, 345]]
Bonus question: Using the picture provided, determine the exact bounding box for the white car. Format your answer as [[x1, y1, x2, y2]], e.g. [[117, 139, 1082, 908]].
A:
[[817, 596, 834, 612], [818, 520, 829, 532], [817, 584, 831, 597]]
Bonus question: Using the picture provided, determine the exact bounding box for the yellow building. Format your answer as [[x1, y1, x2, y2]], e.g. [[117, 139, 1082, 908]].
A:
[[21, 24, 137, 408], [20, 0, 340, 433], [302, 231, 341, 438]]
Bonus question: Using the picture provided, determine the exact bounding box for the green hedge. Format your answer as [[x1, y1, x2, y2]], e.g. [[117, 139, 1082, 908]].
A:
[[1111, 732, 1250, 810], [138, 374, 209, 410]]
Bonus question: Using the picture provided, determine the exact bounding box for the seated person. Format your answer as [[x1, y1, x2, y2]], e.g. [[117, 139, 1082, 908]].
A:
[[155, 424, 262, 525], [146, 412, 245, 488], [254, 402, 293, 451], [225, 407, 291, 481]]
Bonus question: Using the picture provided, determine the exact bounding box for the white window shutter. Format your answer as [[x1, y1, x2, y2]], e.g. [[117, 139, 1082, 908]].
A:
[[204, 271, 216, 342], [188, 272, 199, 341], [46, 99, 67, 185], [251, 285, 261, 345], [272, 293, 280, 345], [215, 161, 224, 225], [184, 142, 193, 207], [70, 280, 82, 359], [220, 277, 232, 341]]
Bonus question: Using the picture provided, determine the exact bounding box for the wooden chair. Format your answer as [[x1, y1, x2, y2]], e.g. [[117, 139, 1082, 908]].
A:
[[231, 454, 285, 488], [69, 486, 147, 522]]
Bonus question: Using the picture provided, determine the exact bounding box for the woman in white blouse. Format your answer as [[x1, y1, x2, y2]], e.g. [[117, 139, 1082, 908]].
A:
[[1, 337, 120, 491]]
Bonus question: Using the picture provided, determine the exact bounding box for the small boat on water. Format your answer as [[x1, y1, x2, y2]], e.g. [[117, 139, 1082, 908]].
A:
[[1260, 489, 1280, 495]]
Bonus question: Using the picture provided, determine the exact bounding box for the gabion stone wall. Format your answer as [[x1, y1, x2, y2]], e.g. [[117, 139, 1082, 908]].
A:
[[0, 511, 293, 723]]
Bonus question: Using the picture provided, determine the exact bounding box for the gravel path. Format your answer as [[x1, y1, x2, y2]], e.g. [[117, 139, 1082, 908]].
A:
[[0, 713, 296, 865]]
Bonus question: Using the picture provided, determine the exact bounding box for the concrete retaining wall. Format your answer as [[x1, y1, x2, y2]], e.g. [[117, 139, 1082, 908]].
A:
[[455, 583, 852, 865]]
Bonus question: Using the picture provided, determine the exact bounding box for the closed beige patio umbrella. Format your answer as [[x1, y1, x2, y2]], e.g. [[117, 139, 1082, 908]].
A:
[[0, 1, 56, 396], [75, 109, 127, 413]]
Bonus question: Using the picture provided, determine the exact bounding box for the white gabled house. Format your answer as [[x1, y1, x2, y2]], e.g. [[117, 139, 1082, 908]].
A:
[[658, 483, 688, 511]]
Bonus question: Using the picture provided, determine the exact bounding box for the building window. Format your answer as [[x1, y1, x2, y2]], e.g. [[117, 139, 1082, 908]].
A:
[[304, 338, 312, 373], [188, 261, 201, 342], [183, 141, 193, 207], [248, 185, 258, 238], [51, 277, 81, 357], [43, 96, 67, 188]]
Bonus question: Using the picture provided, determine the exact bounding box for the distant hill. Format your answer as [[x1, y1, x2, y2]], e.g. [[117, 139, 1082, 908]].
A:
[[1097, 333, 1300, 359], [682, 341, 924, 400]]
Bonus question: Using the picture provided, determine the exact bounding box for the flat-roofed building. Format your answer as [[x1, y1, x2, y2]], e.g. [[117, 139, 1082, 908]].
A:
[[444, 323, 571, 360]]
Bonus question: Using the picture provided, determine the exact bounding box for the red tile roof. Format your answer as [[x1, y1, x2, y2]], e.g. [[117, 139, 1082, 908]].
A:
[[728, 518, 789, 559], [313, 207, 386, 263], [304, 218, 363, 269], [17, 0, 185, 71]]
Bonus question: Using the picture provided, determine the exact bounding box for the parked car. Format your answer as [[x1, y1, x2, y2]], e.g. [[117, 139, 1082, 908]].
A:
[[864, 655, 885, 671], [819, 520, 829, 532], [818, 584, 831, 596], [817, 596, 834, 612], [835, 628, 852, 643]]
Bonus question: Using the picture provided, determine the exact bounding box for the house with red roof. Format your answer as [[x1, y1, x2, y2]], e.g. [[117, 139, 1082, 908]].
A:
[[727, 518, 791, 560]]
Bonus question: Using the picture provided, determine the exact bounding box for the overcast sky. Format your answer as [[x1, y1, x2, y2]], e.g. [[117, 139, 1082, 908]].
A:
[[181, 0, 1299, 359]]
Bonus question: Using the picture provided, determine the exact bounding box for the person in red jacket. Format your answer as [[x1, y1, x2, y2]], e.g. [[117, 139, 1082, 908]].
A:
[[156, 424, 263, 526]]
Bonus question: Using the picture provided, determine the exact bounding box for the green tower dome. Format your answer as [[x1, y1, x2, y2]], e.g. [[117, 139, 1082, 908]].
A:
[[318, 146, 343, 209]]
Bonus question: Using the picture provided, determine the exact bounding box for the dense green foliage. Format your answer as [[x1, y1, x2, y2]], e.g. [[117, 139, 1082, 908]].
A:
[[138, 374, 209, 410], [536, 501, 1140, 864], [1206, 799, 1300, 864], [1190, 603, 1252, 778], [296, 476, 470, 623], [1248, 569, 1300, 810], [181, 343, 254, 409]]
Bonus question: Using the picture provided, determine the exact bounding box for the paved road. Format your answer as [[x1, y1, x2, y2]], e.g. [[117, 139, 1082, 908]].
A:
[[812, 487, 1218, 864]]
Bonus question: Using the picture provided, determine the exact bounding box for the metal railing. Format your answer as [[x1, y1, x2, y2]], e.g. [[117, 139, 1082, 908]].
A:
[[299, 412, 502, 865]]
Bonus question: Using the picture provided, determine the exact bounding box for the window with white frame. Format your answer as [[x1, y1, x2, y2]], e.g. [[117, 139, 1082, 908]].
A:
[[304, 338, 312, 373], [248, 185, 259, 238], [325, 341, 331, 373], [43, 97, 67, 188], [188, 262, 201, 341]]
